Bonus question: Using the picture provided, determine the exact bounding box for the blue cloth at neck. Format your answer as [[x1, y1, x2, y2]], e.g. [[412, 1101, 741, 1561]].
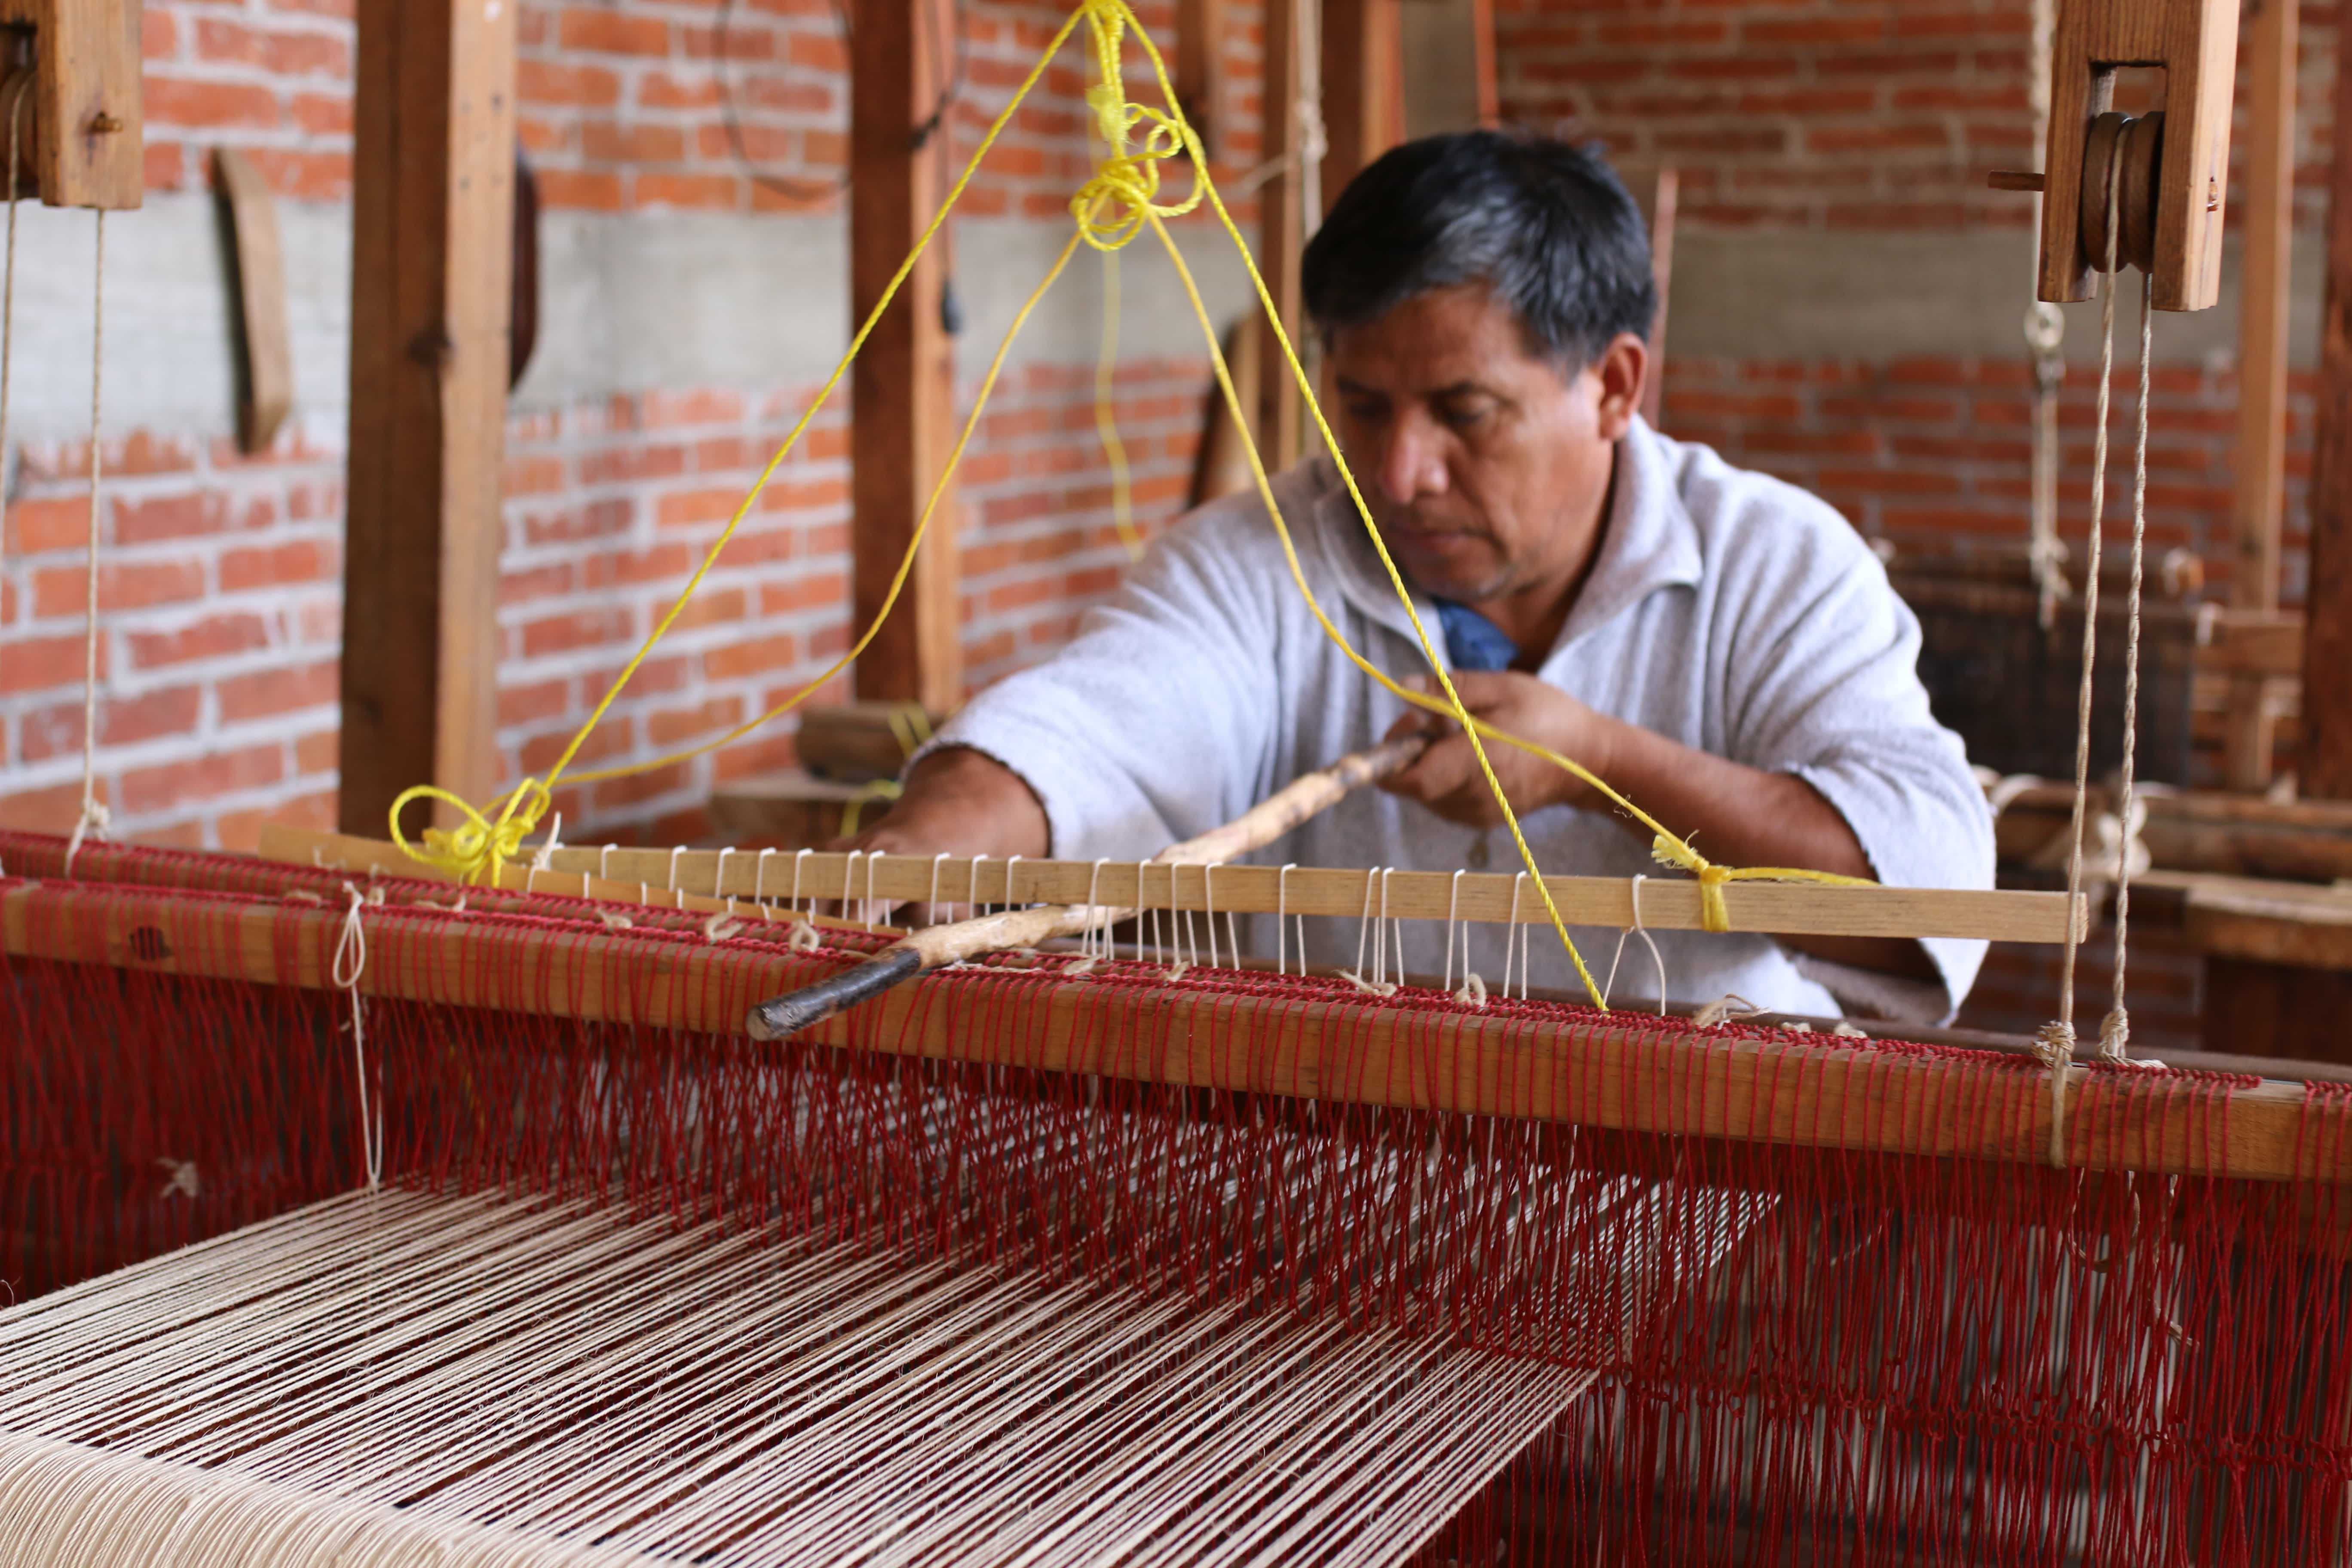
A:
[[1435, 600, 1519, 673]]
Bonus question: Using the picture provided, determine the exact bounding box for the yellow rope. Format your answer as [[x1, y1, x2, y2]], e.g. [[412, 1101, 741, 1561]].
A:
[[392, 0, 1872, 1004]]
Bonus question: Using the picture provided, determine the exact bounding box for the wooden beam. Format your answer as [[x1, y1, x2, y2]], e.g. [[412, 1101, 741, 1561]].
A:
[[258, 826, 2087, 946], [1992, 779, 2352, 881], [2307, 0, 2352, 798], [1319, 0, 1403, 203], [848, 0, 962, 717], [1255, 0, 1306, 468], [3, 872, 2337, 1185], [1643, 167, 1678, 430], [0, 0, 141, 211], [2225, 0, 2299, 790], [1466, 0, 1498, 125], [337, 0, 516, 838]]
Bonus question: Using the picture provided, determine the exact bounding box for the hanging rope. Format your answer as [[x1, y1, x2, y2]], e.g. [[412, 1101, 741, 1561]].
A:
[[2101, 273, 2157, 1063], [2024, 0, 2070, 628], [62, 211, 109, 875]]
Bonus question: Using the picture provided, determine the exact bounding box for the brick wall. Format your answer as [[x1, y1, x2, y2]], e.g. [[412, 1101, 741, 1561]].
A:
[[1, 0, 1255, 849]]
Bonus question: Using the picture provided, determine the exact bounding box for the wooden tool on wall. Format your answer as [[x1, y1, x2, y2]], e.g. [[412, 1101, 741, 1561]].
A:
[[213, 148, 292, 456], [0, 0, 142, 211]]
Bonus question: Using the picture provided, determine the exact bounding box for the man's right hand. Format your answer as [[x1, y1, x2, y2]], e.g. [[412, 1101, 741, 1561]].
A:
[[819, 745, 1051, 924]]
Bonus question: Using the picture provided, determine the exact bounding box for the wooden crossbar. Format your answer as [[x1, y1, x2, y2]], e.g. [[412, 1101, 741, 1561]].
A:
[[0, 874, 2334, 1187], [258, 827, 2086, 946]]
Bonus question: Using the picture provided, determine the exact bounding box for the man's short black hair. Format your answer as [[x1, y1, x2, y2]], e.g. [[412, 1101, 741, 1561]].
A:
[[1301, 131, 1657, 369]]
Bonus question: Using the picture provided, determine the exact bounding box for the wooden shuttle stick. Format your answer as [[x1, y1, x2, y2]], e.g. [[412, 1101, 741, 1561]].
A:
[[743, 735, 1430, 1041]]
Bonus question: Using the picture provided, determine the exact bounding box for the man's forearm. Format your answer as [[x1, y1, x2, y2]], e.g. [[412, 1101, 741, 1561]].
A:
[[1596, 721, 1934, 979]]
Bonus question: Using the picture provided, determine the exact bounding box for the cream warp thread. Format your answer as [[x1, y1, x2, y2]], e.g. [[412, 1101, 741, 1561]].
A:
[[1601, 874, 1670, 1017], [331, 885, 383, 1189], [63, 211, 109, 876]]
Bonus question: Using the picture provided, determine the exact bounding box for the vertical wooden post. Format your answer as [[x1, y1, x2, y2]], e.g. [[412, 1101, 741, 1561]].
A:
[[849, 0, 962, 715], [2224, 0, 2298, 792], [337, 0, 516, 836], [1320, 0, 1403, 201], [1466, 0, 1498, 126], [1176, 0, 1228, 157], [2308, 1, 2352, 800], [1256, 0, 1306, 469]]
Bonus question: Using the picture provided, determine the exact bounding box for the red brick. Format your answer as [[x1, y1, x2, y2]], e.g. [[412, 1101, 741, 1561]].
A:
[[221, 539, 339, 591], [758, 572, 846, 616], [0, 631, 108, 695], [217, 660, 340, 723], [127, 613, 273, 671], [290, 91, 354, 138], [294, 729, 340, 775], [648, 695, 747, 747], [534, 169, 625, 211], [519, 58, 624, 108], [144, 76, 279, 132], [632, 171, 741, 209], [583, 121, 688, 163], [704, 632, 799, 681], [120, 743, 285, 814], [521, 607, 635, 658], [31, 559, 206, 618], [656, 486, 745, 528], [21, 684, 201, 761], [194, 17, 350, 77], [558, 9, 672, 55], [0, 779, 85, 833], [7, 496, 91, 555]]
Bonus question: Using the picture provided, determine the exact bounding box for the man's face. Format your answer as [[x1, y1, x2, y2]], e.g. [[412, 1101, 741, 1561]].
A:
[[1326, 284, 1641, 606]]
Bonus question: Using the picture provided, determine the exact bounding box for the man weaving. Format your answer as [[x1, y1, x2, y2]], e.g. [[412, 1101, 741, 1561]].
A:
[[861, 131, 1994, 1022]]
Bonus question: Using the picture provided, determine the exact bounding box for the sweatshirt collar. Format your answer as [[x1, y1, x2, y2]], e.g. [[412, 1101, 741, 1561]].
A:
[[1306, 415, 1704, 666]]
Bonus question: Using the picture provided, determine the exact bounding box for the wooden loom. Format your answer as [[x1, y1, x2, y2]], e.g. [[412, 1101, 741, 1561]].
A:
[[18, 0, 2352, 1561]]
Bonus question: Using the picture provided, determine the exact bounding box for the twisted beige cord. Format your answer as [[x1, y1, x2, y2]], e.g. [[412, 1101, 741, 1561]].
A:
[[2100, 273, 2157, 1063], [62, 212, 108, 875]]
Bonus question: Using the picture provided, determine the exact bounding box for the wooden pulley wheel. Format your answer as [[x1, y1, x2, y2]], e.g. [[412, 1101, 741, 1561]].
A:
[[2079, 109, 2162, 275]]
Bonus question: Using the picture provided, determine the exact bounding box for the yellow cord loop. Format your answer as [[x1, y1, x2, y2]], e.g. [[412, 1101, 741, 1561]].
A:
[[1069, 2, 1204, 253], [390, 779, 551, 887]]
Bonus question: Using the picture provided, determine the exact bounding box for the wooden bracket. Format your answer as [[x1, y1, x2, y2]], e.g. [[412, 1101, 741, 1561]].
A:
[[0, 0, 142, 211], [2036, 0, 2239, 310]]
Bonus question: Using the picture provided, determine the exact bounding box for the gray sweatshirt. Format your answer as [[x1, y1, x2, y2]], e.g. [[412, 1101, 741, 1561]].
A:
[[927, 417, 1994, 1020]]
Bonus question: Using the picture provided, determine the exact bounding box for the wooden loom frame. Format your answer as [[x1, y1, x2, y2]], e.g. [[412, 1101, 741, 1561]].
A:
[[0, 845, 2337, 1189]]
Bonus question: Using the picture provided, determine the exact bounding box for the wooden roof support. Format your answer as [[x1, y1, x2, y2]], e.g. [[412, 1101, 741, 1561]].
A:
[[336, 0, 516, 837], [2224, 0, 2299, 792], [1175, 0, 1228, 158], [848, 0, 962, 717], [1319, 0, 1403, 200], [2306, 0, 2352, 801]]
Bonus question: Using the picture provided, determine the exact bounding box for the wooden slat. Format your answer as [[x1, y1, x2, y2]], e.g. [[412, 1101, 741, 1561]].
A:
[[259, 825, 2085, 944], [2308, 0, 2352, 799], [1174, 0, 1227, 156], [2226, 0, 2300, 788], [336, 0, 516, 837], [0, 0, 141, 210], [1642, 166, 1677, 429], [0, 875, 2335, 1185], [1319, 0, 1403, 202], [1255, 0, 1306, 469], [212, 147, 292, 455], [2172, 871, 2352, 968], [2200, 606, 2304, 677], [1993, 778, 2352, 881], [1465, 0, 1498, 125], [849, 0, 963, 717]]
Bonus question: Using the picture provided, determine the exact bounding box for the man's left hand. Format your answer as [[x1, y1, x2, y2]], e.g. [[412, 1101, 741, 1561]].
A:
[[1378, 671, 1624, 828]]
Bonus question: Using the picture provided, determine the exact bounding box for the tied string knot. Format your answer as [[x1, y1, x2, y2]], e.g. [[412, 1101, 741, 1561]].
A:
[[1648, 833, 1872, 934], [390, 779, 554, 886], [2033, 1020, 2076, 1170], [1068, 2, 1203, 253]]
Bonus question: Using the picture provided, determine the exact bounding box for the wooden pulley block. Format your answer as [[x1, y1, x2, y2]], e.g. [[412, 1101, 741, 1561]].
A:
[[0, 0, 143, 210], [2078, 109, 2163, 275], [2015, 0, 2239, 311]]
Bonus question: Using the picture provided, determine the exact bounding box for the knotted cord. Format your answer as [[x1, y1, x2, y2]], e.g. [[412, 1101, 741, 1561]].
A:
[[389, 0, 1873, 1010]]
